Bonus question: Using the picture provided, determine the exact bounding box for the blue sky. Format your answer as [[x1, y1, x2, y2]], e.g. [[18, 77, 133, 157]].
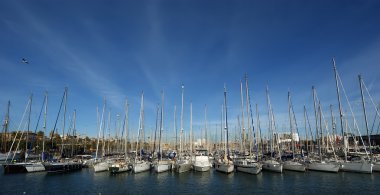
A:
[[1, 0, 380, 141]]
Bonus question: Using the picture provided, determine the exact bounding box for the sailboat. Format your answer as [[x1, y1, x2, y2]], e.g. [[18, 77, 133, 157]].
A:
[[154, 91, 172, 173], [234, 77, 262, 174], [192, 103, 211, 172], [307, 87, 340, 173], [109, 100, 131, 174], [193, 150, 211, 172], [332, 60, 372, 173], [132, 92, 151, 174], [214, 86, 234, 174], [262, 86, 283, 173], [3, 95, 46, 173], [174, 85, 192, 173], [283, 92, 306, 172], [25, 93, 48, 173], [93, 101, 113, 173], [44, 88, 82, 173]]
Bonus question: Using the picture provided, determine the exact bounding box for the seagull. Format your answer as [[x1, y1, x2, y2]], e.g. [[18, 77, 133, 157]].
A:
[[21, 58, 29, 64]]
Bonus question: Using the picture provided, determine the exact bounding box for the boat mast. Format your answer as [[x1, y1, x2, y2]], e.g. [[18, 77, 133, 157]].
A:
[[288, 91, 295, 159], [245, 76, 252, 156], [136, 92, 144, 162], [107, 110, 111, 155], [329, 105, 338, 154], [266, 86, 273, 156], [224, 85, 230, 159], [124, 99, 129, 161], [204, 104, 208, 152], [174, 105, 177, 151], [312, 86, 322, 161], [152, 105, 159, 160], [256, 104, 264, 158], [159, 91, 165, 161], [332, 58, 347, 162], [220, 104, 223, 152], [71, 109, 76, 157], [61, 87, 67, 157], [359, 74, 372, 160], [240, 80, 245, 153], [42, 92, 48, 158], [303, 106, 308, 153], [95, 106, 99, 160], [318, 101, 324, 161], [180, 84, 184, 155], [190, 102, 193, 154], [25, 94, 33, 162]]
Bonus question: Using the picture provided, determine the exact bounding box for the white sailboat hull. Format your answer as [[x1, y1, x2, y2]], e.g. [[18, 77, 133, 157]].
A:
[[175, 162, 192, 173], [193, 156, 211, 172], [154, 162, 172, 173], [283, 161, 306, 172], [194, 165, 211, 172], [262, 160, 283, 173], [236, 165, 262, 174], [93, 162, 110, 173], [109, 163, 130, 173], [340, 161, 372, 174], [25, 162, 45, 172], [307, 161, 340, 173], [234, 159, 262, 174], [215, 162, 234, 173], [132, 161, 151, 173]]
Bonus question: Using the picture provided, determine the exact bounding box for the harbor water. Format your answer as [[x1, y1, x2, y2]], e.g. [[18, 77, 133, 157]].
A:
[[1, 167, 380, 194]]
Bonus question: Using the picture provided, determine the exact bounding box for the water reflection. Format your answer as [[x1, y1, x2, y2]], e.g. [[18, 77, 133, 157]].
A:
[[1, 167, 380, 194]]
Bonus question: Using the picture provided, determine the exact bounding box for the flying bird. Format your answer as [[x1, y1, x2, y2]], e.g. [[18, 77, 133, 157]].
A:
[[21, 58, 29, 64]]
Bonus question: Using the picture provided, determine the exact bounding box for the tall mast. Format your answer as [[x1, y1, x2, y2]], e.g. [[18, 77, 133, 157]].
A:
[[288, 91, 295, 159], [359, 75, 372, 159], [124, 99, 129, 160], [136, 92, 144, 161], [224, 85, 230, 158], [329, 105, 336, 139], [318, 101, 324, 161], [61, 87, 68, 157], [332, 58, 347, 161], [116, 114, 121, 154], [240, 80, 245, 153], [312, 87, 321, 160], [95, 106, 100, 160], [204, 104, 208, 151], [220, 104, 223, 151], [95, 99, 106, 160], [101, 100, 106, 157], [159, 90, 165, 161], [245, 75, 252, 156], [107, 110, 111, 154], [42, 92, 48, 157], [174, 106, 177, 151], [190, 102, 193, 154], [256, 104, 264, 157], [303, 105, 308, 153], [25, 94, 33, 162], [71, 109, 76, 157], [180, 84, 184, 154], [266, 86, 273, 154], [152, 105, 159, 160]]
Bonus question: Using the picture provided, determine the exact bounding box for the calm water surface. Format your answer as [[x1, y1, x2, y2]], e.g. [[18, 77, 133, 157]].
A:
[[0, 167, 379, 194]]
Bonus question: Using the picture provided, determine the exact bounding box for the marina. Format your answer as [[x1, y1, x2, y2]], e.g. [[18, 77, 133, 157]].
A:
[[1, 0, 380, 194]]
